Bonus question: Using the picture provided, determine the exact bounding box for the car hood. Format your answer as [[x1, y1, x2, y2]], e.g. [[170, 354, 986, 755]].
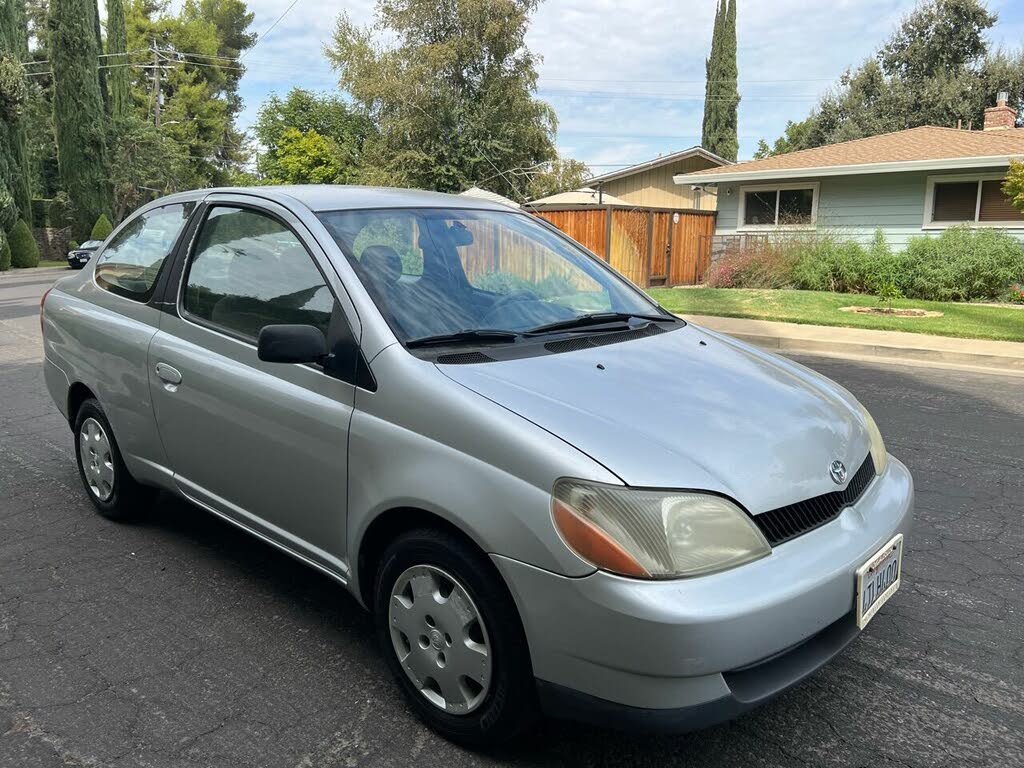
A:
[[438, 324, 871, 515]]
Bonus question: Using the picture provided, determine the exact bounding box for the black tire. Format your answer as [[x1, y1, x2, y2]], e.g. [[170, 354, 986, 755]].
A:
[[73, 398, 153, 521], [374, 527, 538, 747]]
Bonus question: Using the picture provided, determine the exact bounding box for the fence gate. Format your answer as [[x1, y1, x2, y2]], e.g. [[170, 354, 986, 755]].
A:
[[533, 206, 715, 287]]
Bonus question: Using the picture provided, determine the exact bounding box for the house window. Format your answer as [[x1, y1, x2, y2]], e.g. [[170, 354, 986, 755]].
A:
[[740, 184, 818, 228], [926, 175, 1024, 226]]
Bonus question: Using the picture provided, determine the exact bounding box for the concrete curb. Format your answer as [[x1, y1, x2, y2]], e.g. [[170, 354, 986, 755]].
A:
[[680, 315, 1024, 376]]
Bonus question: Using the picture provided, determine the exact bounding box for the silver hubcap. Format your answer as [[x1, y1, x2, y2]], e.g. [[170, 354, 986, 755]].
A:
[[388, 565, 492, 715], [79, 417, 114, 501]]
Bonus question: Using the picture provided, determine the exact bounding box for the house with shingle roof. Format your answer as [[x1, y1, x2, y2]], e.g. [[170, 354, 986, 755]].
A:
[[674, 95, 1024, 248]]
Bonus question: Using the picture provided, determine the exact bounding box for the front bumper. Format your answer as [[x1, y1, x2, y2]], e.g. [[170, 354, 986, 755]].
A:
[[492, 456, 914, 731]]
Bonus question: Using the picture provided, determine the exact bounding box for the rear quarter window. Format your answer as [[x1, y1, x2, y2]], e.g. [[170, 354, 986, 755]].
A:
[[95, 203, 193, 302]]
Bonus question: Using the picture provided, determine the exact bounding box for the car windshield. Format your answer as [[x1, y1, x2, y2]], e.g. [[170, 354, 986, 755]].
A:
[[80, 241, 103, 248], [316, 207, 661, 342]]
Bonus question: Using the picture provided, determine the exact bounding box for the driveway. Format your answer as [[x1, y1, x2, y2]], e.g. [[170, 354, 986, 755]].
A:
[[1, 268, 1022, 767]]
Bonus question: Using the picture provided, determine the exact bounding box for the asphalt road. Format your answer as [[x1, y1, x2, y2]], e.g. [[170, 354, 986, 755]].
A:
[[2, 267, 1022, 768]]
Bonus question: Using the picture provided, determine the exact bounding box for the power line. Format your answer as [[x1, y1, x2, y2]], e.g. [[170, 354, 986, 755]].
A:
[[538, 76, 840, 85], [243, 0, 303, 60]]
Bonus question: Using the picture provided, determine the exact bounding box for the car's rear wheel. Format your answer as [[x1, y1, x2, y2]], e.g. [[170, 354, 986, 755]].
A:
[[374, 527, 537, 746], [73, 398, 153, 521]]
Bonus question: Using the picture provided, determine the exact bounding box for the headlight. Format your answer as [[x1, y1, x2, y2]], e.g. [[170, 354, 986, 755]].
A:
[[861, 407, 888, 475], [552, 480, 771, 579]]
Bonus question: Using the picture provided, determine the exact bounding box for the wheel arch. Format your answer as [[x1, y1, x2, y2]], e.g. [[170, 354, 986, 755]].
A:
[[355, 506, 495, 612], [67, 382, 97, 429]]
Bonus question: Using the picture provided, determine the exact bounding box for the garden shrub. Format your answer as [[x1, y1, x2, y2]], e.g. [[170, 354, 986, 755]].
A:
[[8, 219, 39, 268], [0, 231, 10, 271], [68, 239, 80, 251], [707, 227, 1024, 302], [706, 236, 805, 289], [90, 213, 114, 241], [901, 227, 1024, 301]]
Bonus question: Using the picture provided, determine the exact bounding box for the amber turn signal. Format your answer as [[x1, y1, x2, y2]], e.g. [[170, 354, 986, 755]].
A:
[[552, 499, 650, 578]]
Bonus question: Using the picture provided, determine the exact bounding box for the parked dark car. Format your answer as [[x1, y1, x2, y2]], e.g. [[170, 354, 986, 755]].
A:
[[67, 240, 103, 269]]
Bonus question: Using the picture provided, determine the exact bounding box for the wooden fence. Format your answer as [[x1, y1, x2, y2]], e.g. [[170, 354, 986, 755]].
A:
[[531, 206, 716, 287]]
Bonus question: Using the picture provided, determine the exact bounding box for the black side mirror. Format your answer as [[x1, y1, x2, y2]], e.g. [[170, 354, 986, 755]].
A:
[[257, 324, 328, 364]]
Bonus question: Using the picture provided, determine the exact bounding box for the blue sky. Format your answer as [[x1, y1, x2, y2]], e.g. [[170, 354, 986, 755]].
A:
[[230, 0, 1024, 173]]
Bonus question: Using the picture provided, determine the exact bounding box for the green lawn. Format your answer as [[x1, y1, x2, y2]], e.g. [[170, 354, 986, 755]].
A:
[[647, 287, 1024, 343]]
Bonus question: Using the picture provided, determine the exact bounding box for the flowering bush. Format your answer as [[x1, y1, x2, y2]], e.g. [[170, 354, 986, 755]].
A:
[[1008, 284, 1024, 304]]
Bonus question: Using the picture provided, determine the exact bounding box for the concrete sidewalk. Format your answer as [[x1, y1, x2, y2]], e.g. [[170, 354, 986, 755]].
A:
[[681, 314, 1024, 376]]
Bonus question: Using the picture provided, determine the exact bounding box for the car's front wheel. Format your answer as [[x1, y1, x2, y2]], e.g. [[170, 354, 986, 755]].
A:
[[73, 398, 153, 521], [374, 527, 537, 746]]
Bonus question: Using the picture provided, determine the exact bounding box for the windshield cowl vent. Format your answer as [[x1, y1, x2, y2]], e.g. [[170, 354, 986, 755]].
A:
[[435, 351, 498, 365], [543, 323, 666, 355]]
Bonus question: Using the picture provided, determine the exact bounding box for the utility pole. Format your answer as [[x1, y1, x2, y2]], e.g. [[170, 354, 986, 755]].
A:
[[151, 41, 161, 128]]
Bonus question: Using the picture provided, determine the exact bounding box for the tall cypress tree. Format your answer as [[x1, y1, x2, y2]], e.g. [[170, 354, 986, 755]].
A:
[[0, 0, 33, 219], [106, 0, 131, 119], [49, 0, 113, 236], [91, 0, 109, 113], [701, 0, 725, 153], [701, 0, 740, 161]]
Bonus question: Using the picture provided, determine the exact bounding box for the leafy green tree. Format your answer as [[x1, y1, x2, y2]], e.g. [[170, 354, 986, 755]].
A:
[[0, 231, 10, 271], [1003, 160, 1024, 212], [109, 116, 190, 220], [90, 213, 113, 240], [701, 0, 739, 161], [754, 118, 814, 159], [91, 0, 109, 113], [525, 158, 590, 200], [0, 0, 33, 219], [49, 0, 113, 236], [9, 218, 40, 267], [259, 128, 344, 185], [126, 0, 256, 186], [106, 0, 132, 119], [181, 0, 255, 117], [325, 0, 558, 198], [761, 0, 1018, 155], [254, 88, 369, 184]]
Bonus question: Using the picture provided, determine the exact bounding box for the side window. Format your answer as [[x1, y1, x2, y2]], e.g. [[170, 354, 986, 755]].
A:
[[182, 206, 335, 340], [95, 203, 193, 301]]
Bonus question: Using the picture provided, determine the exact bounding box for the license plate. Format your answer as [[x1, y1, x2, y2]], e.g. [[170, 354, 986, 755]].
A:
[[855, 534, 903, 629]]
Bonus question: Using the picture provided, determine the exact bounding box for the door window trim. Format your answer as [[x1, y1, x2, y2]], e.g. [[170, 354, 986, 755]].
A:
[[176, 202, 342, 347], [172, 200, 375, 388]]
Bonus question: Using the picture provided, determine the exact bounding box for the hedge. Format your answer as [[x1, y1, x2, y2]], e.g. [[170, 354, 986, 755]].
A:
[[9, 219, 40, 268], [90, 213, 113, 241], [0, 231, 10, 271], [707, 227, 1024, 302]]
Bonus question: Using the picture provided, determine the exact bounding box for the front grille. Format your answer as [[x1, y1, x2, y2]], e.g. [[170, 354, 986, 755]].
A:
[[752, 454, 876, 546], [543, 323, 666, 354]]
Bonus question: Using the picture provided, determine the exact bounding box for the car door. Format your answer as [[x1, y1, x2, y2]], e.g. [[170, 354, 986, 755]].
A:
[[60, 202, 197, 488], [149, 197, 358, 575]]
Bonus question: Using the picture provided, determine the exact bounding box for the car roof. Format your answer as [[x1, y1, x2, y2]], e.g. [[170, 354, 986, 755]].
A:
[[149, 185, 518, 214]]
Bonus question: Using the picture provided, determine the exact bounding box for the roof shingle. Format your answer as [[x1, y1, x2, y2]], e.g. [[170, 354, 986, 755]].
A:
[[679, 126, 1024, 180]]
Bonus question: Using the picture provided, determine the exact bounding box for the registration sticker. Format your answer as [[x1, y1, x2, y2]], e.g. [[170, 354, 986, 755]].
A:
[[855, 534, 903, 629]]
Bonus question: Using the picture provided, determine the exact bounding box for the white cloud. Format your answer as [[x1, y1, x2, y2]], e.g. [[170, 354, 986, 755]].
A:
[[233, 0, 1024, 168]]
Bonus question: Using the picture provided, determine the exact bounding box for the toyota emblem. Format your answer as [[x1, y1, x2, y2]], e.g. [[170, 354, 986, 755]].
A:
[[829, 460, 848, 485]]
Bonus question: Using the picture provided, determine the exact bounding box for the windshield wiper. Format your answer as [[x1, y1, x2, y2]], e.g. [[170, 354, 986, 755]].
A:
[[405, 329, 521, 349], [524, 312, 678, 336]]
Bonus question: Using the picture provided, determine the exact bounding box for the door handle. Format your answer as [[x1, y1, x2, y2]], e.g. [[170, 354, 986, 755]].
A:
[[155, 362, 182, 386]]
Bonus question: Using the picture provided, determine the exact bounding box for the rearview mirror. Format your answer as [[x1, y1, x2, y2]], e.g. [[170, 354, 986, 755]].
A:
[[257, 324, 328, 364]]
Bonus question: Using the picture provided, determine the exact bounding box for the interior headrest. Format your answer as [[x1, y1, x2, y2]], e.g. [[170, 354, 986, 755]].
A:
[[360, 245, 403, 286]]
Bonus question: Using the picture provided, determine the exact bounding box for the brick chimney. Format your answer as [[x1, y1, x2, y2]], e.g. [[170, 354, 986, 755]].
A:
[[983, 91, 1016, 131]]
